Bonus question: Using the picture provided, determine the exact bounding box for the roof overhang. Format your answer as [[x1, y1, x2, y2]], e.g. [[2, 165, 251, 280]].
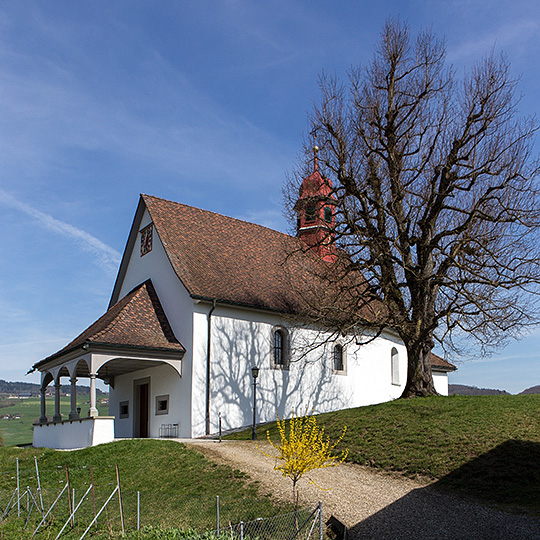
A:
[[432, 365, 457, 373], [31, 342, 184, 387]]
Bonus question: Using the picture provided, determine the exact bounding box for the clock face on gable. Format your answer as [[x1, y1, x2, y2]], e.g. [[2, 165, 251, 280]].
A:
[[140, 224, 153, 256]]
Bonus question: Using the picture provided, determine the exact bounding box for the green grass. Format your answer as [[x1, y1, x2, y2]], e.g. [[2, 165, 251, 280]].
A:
[[2, 395, 538, 537], [0, 396, 108, 446], [228, 394, 540, 515], [0, 440, 289, 539]]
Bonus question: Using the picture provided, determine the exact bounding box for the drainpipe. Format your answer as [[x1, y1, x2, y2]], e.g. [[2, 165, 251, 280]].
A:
[[205, 299, 217, 436]]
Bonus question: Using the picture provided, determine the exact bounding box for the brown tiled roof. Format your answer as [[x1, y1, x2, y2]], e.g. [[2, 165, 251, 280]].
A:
[[33, 280, 184, 369], [143, 194, 350, 315], [430, 352, 457, 372]]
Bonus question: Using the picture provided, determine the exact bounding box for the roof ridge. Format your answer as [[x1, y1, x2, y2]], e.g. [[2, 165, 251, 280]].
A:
[[141, 193, 294, 240]]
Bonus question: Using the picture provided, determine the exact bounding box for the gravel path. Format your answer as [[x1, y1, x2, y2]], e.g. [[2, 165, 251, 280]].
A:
[[184, 439, 540, 540]]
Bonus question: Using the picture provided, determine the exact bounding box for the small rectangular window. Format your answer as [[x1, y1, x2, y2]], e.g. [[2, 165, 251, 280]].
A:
[[119, 401, 129, 419], [324, 207, 332, 223], [140, 224, 153, 256], [155, 394, 169, 415]]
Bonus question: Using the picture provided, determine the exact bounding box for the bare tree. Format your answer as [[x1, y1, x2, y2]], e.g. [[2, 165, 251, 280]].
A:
[[287, 19, 540, 397]]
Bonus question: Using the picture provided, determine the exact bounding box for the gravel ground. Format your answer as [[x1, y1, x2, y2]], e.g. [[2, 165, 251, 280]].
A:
[[183, 439, 540, 540]]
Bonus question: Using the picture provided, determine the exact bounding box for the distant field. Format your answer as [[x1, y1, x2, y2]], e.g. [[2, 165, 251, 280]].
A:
[[229, 394, 540, 515], [0, 397, 109, 446]]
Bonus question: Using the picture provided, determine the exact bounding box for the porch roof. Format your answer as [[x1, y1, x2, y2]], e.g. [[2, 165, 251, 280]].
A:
[[32, 279, 185, 373]]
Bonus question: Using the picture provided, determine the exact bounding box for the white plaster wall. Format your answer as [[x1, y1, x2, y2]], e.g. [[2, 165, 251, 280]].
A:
[[109, 363, 187, 438], [33, 417, 115, 449], [191, 307, 212, 438], [115, 208, 195, 435], [433, 371, 449, 396], [191, 304, 408, 437]]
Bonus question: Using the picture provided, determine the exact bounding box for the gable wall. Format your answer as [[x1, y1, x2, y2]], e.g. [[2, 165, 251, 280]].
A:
[[190, 303, 408, 437], [111, 208, 195, 437]]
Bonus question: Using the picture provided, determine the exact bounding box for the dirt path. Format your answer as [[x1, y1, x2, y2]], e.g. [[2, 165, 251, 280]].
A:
[[184, 439, 540, 540]]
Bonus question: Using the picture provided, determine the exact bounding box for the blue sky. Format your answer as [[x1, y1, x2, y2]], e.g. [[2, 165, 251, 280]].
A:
[[1, 1, 539, 394]]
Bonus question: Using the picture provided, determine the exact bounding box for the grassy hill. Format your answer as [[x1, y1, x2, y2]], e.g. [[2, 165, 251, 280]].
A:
[[520, 384, 540, 394], [0, 439, 289, 539], [1, 395, 538, 538], [448, 383, 511, 396], [229, 394, 540, 515]]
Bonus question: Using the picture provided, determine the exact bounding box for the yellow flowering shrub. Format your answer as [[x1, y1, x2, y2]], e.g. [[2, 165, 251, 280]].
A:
[[261, 411, 348, 506]]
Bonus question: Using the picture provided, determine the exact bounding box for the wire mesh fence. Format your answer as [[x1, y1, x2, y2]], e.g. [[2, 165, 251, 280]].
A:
[[217, 505, 323, 540], [1, 482, 323, 539]]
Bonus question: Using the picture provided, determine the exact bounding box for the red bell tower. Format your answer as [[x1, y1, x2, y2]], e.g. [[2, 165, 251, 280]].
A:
[[294, 147, 337, 262]]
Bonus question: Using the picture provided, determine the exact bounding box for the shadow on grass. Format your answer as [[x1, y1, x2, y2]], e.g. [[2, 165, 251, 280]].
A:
[[347, 440, 540, 540], [435, 439, 540, 512]]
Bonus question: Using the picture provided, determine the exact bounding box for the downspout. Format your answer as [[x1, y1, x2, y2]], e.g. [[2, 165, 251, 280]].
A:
[[205, 299, 217, 436]]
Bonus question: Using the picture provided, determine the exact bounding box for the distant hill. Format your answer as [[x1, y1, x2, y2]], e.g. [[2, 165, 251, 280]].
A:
[[448, 384, 511, 396], [519, 385, 540, 395], [0, 379, 108, 396]]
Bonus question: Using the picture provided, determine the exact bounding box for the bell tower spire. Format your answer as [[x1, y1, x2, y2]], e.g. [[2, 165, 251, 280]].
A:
[[294, 147, 336, 262]]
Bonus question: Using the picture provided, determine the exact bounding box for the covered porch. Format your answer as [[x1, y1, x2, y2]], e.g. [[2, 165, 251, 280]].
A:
[[30, 280, 185, 449]]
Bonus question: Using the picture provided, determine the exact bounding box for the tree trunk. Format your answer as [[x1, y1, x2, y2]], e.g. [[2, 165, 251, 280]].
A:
[[401, 339, 437, 398]]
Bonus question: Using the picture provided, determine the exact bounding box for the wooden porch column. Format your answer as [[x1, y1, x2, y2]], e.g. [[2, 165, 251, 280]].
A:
[[89, 373, 98, 418], [39, 386, 48, 424], [69, 377, 79, 420], [53, 379, 62, 422]]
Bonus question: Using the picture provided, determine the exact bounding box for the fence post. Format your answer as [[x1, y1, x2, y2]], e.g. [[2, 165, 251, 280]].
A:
[[318, 501, 323, 540], [137, 491, 140, 531], [35, 457, 44, 512], [16, 458, 20, 517], [115, 464, 125, 536], [91, 466, 97, 532], [65, 466, 73, 528], [216, 495, 220, 534], [240, 521, 244, 540]]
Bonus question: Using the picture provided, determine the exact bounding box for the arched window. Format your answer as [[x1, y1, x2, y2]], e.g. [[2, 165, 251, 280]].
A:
[[305, 204, 317, 222], [333, 344, 344, 372], [272, 327, 289, 369], [391, 347, 400, 385]]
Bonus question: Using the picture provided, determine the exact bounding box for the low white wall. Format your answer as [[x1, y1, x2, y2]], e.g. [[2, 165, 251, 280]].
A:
[[33, 417, 115, 449]]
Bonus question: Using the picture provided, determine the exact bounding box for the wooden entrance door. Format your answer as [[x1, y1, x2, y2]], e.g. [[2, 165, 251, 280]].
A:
[[139, 383, 149, 438]]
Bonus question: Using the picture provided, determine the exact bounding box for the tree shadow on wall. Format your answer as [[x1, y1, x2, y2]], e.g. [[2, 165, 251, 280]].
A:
[[198, 318, 344, 434], [347, 440, 540, 540]]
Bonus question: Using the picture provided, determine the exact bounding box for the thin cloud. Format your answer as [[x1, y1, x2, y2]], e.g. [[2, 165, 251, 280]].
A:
[[0, 189, 121, 273], [447, 19, 539, 63]]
